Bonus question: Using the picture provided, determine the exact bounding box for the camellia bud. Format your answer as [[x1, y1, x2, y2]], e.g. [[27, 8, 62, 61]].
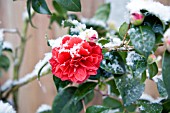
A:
[[164, 29, 170, 53], [81, 29, 98, 42], [147, 54, 156, 64], [130, 12, 144, 26]]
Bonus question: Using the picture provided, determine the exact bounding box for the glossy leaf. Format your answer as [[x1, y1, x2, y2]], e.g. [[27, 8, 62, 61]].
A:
[[52, 87, 82, 113], [53, 75, 70, 92], [32, 0, 51, 15], [103, 97, 122, 109], [115, 76, 145, 105], [162, 99, 170, 113], [73, 82, 97, 103], [162, 50, 170, 99], [54, 0, 81, 12], [107, 80, 120, 96], [129, 26, 155, 57], [0, 55, 10, 71], [86, 105, 111, 113], [53, 1, 67, 17], [119, 22, 129, 38], [93, 3, 111, 22], [148, 62, 158, 79]]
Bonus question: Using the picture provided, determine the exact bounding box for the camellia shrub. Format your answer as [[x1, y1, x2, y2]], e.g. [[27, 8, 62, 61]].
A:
[[1, 0, 170, 113]]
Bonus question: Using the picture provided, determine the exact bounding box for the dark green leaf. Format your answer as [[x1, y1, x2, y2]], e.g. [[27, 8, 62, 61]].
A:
[[103, 97, 122, 109], [73, 82, 97, 103], [38, 110, 52, 113], [141, 71, 147, 83], [93, 3, 111, 22], [125, 104, 137, 112], [162, 50, 170, 99], [119, 22, 129, 38], [62, 20, 75, 28], [53, 1, 67, 17], [27, 0, 36, 27], [156, 79, 168, 98], [138, 100, 163, 113], [115, 76, 145, 105], [101, 51, 126, 74], [107, 80, 120, 96], [53, 75, 70, 92], [98, 38, 109, 46], [148, 62, 158, 79], [86, 105, 111, 113], [162, 99, 170, 113], [0, 55, 10, 71], [52, 87, 82, 113], [49, 13, 65, 27], [54, 0, 81, 12], [32, 0, 51, 15], [84, 91, 95, 104], [38, 62, 48, 80], [129, 26, 155, 57]]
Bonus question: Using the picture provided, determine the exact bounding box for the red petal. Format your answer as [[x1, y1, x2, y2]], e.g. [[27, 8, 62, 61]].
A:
[[57, 51, 71, 64], [62, 36, 71, 44], [75, 67, 87, 81]]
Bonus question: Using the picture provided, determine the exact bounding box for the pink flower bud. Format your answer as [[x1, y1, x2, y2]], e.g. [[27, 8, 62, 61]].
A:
[[81, 29, 98, 42], [130, 12, 144, 26], [164, 36, 170, 53], [147, 54, 156, 64]]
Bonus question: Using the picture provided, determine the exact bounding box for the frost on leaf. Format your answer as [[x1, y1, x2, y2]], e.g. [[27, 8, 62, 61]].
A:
[[126, 51, 147, 77], [115, 75, 144, 105]]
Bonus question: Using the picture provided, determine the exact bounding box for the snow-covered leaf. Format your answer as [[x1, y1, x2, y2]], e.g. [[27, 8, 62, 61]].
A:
[[156, 79, 168, 98], [86, 105, 111, 113], [101, 51, 126, 74], [115, 76, 145, 105], [138, 100, 163, 113], [129, 26, 155, 57]]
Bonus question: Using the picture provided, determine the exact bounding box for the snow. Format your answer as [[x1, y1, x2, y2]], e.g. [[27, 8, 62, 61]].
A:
[[139, 93, 164, 103], [164, 28, 170, 39], [126, 0, 170, 24], [22, 8, 34, 21], [48, 37, 63, 48], [2, 41, 13, 50], [0, 29, 4, 41], [81, 18, 107, 28], [0, 80, 12, 91], [152, 74, 162, 82], [0, 100, 16, 113], [126, 51, 142, 67], [36, 104, 51, 113]]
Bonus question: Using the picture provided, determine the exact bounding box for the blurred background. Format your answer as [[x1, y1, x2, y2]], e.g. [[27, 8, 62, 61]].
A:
[[0, 0, 169, 113]]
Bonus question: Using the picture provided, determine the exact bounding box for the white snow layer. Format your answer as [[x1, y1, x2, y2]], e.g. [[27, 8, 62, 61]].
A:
[[0, 101, 16, 113], [126, 0, 170, 24], [36, 104, 51, 113], [0, 29, 4, 41], [2, 41, 13, 50], [139, 93, 164, 103], [152, 74, 163, 82]]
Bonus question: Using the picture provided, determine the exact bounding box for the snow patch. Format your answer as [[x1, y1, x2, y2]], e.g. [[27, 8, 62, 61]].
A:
[[0, 80, 12, 91], [2, 41, 13, 50], [127, 0, 170, 24], [36, 104, 51, 113], [0, 100, 16, 113], [152, 74, 162, 83], [139, 93, 164, 103]]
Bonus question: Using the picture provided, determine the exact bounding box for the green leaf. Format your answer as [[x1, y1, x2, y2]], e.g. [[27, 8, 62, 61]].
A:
[[54, 0, 81, 12], [115, 76, 145, 105], [38, 62, 48, 80], [53, 75, 70, 92], [107, 80, 120, 96], [127, 52, 147, 77], [141, 71, 147, 83], [138, 100, 163, 113], [125, 104, 137, 112], [101, 51, 126, 74], [93, 3, 111, 22], [32, 0, 51, 14], [103, 97, 122, 109], [148, 62, 158, 79], [49, 13, 65, 27], [73, 82, 97, 103], [38, 110, 52, 113], [52, 87, 82, 113], [162, 50, 170, 99], [0, 55, 10, 71], [27, 0, 36, 27], [129, 26, 155, 57], [86, 105, 111, 113], [0, 41, 3, 55], [156, 79, 168, 98], [98, 38, 109, 46], [84, 91, 95, 104], [62, 20, 75, 28], [162, 99, 170, 113], [53, 1, 67, 17], [119, 22, 129, 38]]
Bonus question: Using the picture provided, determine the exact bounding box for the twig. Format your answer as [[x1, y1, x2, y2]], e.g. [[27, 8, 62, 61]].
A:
[[82, 99, 86, 113]]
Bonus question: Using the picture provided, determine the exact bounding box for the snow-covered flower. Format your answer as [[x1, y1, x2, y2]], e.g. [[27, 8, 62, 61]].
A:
[[127, 0, 170, 24], [79, 28, 98, 42], [0, 101, 16, 113]]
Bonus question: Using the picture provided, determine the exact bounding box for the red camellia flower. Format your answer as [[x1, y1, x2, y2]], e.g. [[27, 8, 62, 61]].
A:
[[49, 35, 103, 83]]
